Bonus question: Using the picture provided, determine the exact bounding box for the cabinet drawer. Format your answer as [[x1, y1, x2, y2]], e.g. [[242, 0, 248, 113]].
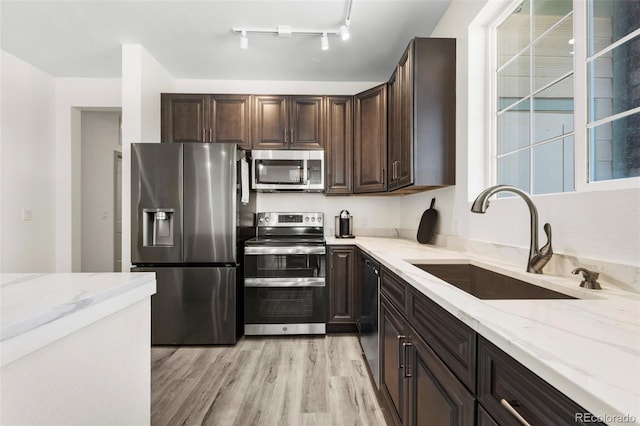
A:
[[477, 336, 606, 426], [380, 267, 406, 314], [407, 287, 476, 392]]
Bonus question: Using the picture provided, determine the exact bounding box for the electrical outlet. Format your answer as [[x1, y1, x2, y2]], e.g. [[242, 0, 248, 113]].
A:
[[22, 208, 32, 222]]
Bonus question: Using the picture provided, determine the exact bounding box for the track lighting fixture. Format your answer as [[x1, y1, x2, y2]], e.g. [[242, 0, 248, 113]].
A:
[[340, 24, 350, 41], [240, 30, 248, 49], [321, 33, 329, 51], [231, 0, 353, 50]]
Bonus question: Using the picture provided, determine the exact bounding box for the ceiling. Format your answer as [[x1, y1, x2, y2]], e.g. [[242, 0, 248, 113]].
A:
[[0, 0, 452, 82]]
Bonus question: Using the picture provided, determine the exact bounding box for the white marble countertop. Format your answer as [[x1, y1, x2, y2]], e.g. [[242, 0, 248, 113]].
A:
[[327, 237, 640, 426], [0, 273, 156, 367]]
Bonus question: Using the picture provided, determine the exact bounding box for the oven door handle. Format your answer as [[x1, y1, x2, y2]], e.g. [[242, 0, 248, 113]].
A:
[[245, 246, 326, 255], [244, 278, 326, 287]]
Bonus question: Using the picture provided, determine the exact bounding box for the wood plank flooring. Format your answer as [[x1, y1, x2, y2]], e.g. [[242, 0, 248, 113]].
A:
[[151, 334, 389, 426]]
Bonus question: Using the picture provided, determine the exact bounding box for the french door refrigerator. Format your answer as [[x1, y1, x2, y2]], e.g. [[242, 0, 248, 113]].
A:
[[131, 143, 255, 345]]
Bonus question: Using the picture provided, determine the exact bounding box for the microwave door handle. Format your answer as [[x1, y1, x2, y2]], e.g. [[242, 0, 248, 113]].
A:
[[302, 161, 309, 187]]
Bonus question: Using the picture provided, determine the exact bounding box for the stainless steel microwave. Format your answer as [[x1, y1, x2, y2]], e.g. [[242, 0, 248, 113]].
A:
[[252, 150, 324, 192]]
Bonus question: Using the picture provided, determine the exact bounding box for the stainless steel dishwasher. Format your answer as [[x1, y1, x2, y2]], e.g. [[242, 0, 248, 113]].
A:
[[359, 251, 380, 388]]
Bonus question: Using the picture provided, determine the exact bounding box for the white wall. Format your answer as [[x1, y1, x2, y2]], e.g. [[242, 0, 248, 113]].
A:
[[401, 0, 640, 268], [0, 51, 56, 272], [81, 111, 121, 272], [121, 45, 176, 271], [55, 78, 122, 272]]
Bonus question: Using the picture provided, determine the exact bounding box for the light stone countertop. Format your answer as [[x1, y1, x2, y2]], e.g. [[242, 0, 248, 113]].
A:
[[0, 273, 156, 367], [327, 236, 640, 426]]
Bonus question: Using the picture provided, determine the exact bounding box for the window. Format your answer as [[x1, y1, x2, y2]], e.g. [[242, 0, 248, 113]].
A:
[[588, 0, 640, 182], [494, 0, 640, 194]]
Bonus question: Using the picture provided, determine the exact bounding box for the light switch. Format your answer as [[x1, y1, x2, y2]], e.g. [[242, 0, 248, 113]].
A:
[[22, 208, 32, 221]]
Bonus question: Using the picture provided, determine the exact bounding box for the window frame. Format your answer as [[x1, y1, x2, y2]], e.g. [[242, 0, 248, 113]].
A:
[[489, 0, 640, 195]]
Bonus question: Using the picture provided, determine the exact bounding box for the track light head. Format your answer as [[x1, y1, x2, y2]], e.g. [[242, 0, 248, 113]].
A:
[[340, 24, 350, 41], [321, 32, 329, 51], [240, 30, 248, 49]]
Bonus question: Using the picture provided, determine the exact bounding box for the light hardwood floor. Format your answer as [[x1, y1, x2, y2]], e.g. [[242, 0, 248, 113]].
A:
[[151, 334, 389, 426]]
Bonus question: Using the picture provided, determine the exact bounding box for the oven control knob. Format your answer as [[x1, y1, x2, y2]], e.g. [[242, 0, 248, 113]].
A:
[[318, 217, 322, 222], [311, 217, 316, 222], [305, 217, 309, 222], [265, 217, 270, 222]]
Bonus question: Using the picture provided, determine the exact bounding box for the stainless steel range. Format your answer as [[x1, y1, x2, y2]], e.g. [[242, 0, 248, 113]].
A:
[[244, 212, 326, 335]]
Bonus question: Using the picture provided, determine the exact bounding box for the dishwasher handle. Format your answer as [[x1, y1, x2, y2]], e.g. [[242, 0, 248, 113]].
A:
[[364, 258, 380, 275]]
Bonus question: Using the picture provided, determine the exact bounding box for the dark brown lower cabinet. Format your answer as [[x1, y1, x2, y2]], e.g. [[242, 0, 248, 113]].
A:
[[477, 336, 606, 426], [381, 297, 407, 425], [380, 295, 473, 426], [327, 246, 358, 332], [376, 263, 607, 426], [407, 329, 475, 426]]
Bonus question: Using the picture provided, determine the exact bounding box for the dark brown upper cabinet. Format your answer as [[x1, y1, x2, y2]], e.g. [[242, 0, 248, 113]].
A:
[[252, 95, 323, 150], [354, 84, 387, 193], [387, 38, 456, 192], [161, 94, 251, 149], [324, 96, 353, 194]]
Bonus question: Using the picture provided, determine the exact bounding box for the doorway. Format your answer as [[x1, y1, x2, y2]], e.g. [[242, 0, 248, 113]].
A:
[[80, 110, 122, 272]]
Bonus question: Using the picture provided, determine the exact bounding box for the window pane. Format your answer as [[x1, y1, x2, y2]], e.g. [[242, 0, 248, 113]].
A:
[[498, 0, 531, 67], [498, 99, 531, 154], [498, 50, 530, 111], [589, 112, 640, 181], [498, 150, 531, 193], [533, 16, 574, 91], [589, 0, 640, 55], [533, 0, 572, 39], [588, 35, 640, 121], [533, 75, 574, 143], [533, 136, 574, 194]]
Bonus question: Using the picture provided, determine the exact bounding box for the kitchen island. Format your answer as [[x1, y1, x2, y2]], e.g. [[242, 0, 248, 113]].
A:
[[327, 237, 640, 426], [0, 272, 156, 425]]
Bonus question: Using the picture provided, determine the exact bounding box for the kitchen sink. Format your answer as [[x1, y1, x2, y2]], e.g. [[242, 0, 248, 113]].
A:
[[412, 263, 576, 300]]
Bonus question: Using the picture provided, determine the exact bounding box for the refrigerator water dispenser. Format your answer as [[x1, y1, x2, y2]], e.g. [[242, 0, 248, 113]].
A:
[[143, 208, 174, 246]]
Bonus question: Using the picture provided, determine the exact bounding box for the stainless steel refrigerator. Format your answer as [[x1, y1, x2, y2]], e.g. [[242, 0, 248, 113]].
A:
[[131, 143, 255, 345]]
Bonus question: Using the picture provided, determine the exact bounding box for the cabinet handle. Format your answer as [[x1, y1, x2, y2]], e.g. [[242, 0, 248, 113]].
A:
[[402, 342, 412, 378], [290, 128, 294, 143], [500, 399, 532, 426], [397, 335, 406, 369], [202, 129, 206, 142], [209, 129, 213, 143], [284, 128, 288, 143], [381, 168, 385, 184]]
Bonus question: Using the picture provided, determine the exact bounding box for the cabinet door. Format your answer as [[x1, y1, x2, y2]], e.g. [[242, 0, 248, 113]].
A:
[[252, 95, 288, 149], [325, 96, 353, 194], [406, 329, 475, 426], [211, 95, 251, 149], [387, 68, 401, 189], [290, 96, 323, 149], [396, 43, 414, 188], [327, 246, 356, 323], [380, 297, 407, 426], [161, 94, 209, 143], [354, 84, 387, 193]]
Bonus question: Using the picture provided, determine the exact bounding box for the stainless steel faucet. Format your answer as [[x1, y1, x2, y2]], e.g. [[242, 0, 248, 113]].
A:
[[471, 185, 553, 274]]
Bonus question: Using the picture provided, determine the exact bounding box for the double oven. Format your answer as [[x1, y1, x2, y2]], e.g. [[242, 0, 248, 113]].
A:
[[244, 212, 326, 335]]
